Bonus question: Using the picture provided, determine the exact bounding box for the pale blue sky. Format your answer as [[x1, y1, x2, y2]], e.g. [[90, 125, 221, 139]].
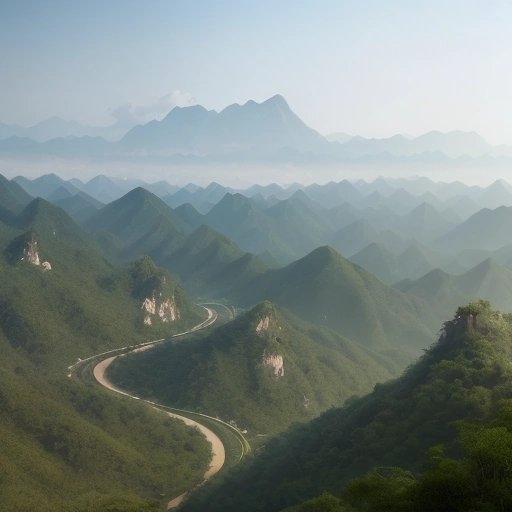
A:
[[1, 0, 512, 143]]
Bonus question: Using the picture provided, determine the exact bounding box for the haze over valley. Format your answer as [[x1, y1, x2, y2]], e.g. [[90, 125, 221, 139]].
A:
[[3, 2, 512, 511]]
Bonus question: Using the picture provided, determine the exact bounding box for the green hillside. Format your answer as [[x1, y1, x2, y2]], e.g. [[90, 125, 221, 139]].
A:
[[0, 173, 32, 215], [163, 224, 267, 297], [349, 242, 399, 284], [329, 220, 404, 258], [232, 246, 435, 363], [86, 187, 187, 260], [437, 205, 512, 253], [181, 301, 512, 512], [0, 200, 211, 511], [84, 187, 267, 298], [107, 302, 398, 436], [398, 258, 512, 317]]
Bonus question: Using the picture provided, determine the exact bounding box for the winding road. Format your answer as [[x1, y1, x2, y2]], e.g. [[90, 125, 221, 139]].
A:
[[68, 306, 250, 509]]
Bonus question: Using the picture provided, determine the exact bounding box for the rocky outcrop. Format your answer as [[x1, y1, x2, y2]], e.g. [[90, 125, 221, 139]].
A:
[[256, 315, 271, 333], [20, 238, 52, 271], [22, 239, 40, 266], [263, 353, 284, 377], [141, 295, 180, 326]]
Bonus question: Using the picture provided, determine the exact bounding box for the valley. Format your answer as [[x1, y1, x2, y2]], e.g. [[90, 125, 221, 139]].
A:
[[5, 6, 512, 511], [4, 170, 512, 510]]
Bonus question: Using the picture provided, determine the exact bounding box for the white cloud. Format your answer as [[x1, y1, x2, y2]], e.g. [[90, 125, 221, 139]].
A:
[[110, 90, 195, 126]]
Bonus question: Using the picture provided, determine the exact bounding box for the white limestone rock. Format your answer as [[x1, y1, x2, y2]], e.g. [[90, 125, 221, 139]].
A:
[[263, 353, 284, 377], [256, 315, 271, 333], [22, 239, 40, 266]]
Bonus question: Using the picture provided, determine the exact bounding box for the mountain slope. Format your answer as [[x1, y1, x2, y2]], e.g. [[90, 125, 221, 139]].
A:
[[0, 173, 33, 215], [121, 95, 328, 155], [107, 302, 397, 435], [232, 246, 435, 361], [398, 258, 512, 316], [329, 220, 404, 257], [164, 224, 267, 296], [349, 242, 399, 284], [437, 205, 512, 253], [181, 301, 512, 512], [86, 187, 187, 261], [0, 200, 211, 511]]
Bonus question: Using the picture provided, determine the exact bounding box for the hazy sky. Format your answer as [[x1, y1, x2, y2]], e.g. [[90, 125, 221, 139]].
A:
[[2, 0, 512, 144]]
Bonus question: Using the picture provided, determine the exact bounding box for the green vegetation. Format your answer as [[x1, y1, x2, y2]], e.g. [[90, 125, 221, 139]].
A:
[[295, 404, 512, 511], [108, 302, 397, 436], [84, 187, 267, 297], [0, 197, 211, 511], [163, 224, 267, 297], [180, 301, 512, 512], [231, 246, 436, 364], [397, 258, 512, 316]]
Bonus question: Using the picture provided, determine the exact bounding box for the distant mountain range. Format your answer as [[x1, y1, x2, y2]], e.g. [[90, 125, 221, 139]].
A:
[[0, 116, 133, 142], [3, 95, 512, 163]]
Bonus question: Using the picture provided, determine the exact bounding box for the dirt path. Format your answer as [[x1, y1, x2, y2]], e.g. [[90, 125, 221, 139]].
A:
[[93, 354, 226, 509]]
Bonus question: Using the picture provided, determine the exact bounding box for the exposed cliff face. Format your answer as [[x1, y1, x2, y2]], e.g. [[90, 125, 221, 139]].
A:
[[19, 238, 52, 270], [141, 294, 180, 326], [22, 239, 40, 266], [256, 315, 271, 333], [263, 352, 284, 377], [256, 309, 285, 377]]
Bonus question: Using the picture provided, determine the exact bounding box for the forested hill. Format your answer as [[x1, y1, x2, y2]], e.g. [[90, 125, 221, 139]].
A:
[[107, 301, 398, 436], [181, 301, 512, 512], [0, 197, 211, 510]]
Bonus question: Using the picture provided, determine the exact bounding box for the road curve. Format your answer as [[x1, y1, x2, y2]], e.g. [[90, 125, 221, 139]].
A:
[[90, 306, 226, 509], [93, 354, 225, 509]]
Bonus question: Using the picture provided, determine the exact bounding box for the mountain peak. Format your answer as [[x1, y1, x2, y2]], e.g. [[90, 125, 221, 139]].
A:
[[262, 94, 289, 108]]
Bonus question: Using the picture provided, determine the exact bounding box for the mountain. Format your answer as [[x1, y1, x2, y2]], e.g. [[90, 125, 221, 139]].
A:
[[203, 191, 336, 265], [164, 182, 233, 212], [52, 191, 104, 224], [181, 301, 512, 512], [329, 219, 405, 257], [0, 117, 97, 141], [108, 301, 397, 436], [0, 173, 32, 216], [121, 95, 328, 155], [350, 240, 449, 285], [263, 191, 333, 259], [303, 180, 363, 208], [82, 187, 267, 297], [437, 205, 512, 253], [325, 132, 353, 143], [163, 224, 267, 297], [454, 258, 512, 311], [79, 174, 127, 203], [204, 192, 278, 255], [397, 258, 512, 316], [477, 178, 512, 209], [335, 130, 494, 159], [349, 243, 400, 284], [173, 203, 205, 233], [231, 246, 435, 362], [399, 201, 458, 241], [86, 187, 187, 261], [395, 268, 465, 318], [0, 198, 211, 510], [13, 173, 82, 199], [395, 241, 446, 280]]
